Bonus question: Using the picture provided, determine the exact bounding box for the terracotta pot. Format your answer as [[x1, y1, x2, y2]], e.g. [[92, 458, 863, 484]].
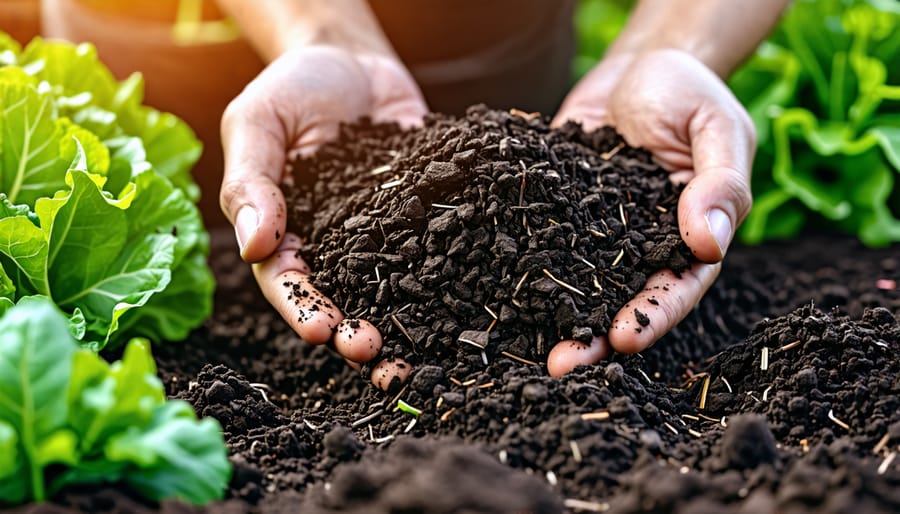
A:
[[0, 0, 41, 45], [42, 0, 266, 227]]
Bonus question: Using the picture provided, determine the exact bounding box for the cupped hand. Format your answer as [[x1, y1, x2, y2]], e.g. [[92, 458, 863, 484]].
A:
[[546, 49, 755, 377], [220, 46, 426, 389]]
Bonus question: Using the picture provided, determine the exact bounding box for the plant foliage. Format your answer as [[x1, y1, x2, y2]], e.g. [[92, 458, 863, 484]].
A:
[[0, 34, 214, 348], [731, 0, 900, 245], [0, 297, 230, 506]]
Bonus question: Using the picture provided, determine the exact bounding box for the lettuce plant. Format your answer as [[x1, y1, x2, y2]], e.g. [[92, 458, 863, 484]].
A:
[[0, 297, 230, 506], [730, 0, 900, 245], [0, 34, 214, 347]]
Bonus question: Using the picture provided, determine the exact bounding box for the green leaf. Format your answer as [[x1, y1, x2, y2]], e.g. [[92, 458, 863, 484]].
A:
[[0, 419, 25, 505], [0, 297, 75, 500], [106, 401, 231, 505], [37, 169, 176, 346], [112, 170, 213, 343], [67, 339, 165, 455], [0, 78, 67, 206]]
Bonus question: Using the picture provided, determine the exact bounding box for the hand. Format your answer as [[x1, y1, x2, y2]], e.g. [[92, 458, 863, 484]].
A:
[[220, 46, 427, 389], [546, 49, 755, 377]]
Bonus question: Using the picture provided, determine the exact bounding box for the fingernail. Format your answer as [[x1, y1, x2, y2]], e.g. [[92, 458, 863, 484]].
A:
[[235, 206, 259, 254], [706, 208, 732, 257]]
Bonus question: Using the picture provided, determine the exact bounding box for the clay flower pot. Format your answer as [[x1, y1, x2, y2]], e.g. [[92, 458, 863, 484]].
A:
[[0, 0, 41, 45], [42, 0, 265, 226]]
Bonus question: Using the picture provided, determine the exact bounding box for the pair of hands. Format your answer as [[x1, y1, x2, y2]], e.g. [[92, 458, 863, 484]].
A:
[[219, 46, 755, 388]]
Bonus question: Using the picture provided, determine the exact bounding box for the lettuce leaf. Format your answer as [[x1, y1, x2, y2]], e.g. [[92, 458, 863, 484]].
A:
[[0, 297, 230, 506], [0, 35, 213, 348]]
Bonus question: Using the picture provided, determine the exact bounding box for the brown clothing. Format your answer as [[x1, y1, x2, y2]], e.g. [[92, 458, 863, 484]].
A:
[[369, 1, 576, 115]]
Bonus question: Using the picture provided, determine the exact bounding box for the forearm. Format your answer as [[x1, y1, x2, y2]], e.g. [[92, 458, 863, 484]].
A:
[[215, 0, 395, 62], [606, 0, 791, 77]]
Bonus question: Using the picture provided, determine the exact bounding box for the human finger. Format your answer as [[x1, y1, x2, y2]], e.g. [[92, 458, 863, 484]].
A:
[[608, 262, 721, 353], [251, 233, 343, 344]]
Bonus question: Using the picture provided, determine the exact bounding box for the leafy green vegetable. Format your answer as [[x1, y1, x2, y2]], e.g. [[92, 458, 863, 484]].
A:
[[730, 0, 900, 246], [0, 33, 213, 347], [0, 297, 230, 506]]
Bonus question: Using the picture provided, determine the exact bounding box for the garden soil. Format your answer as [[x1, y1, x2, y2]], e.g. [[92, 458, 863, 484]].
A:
[[10, 109, 900, 514]]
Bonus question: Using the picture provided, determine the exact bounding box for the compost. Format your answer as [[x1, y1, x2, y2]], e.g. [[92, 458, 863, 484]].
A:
[[283, 105, 692, 374], [13, 110, 900, 513]]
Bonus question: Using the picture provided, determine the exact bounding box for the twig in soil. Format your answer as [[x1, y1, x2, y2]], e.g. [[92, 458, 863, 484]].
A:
[[440, 407, 456, 422], [459, 336, 486, 350], [760, 347, 770, 371], [378, 177, 404, 190], [431, 203, 457, 209], [600, 142, 625, 160], [389, 384, 410, 407], [373, 434, 395, 444], [579, 257, 597, 270], [481, 350, 489, 365], [369, 164, 392, 175], [587, 228, 607, 238], [762, 386, 773, 402], [249, 383, 276, 405], [873, 433, 891, 455], [564, 499, 610, 512], [461, 379, 477, 387], [476, 381, 496, 389], [777, 340, 802, 353], [580, 411, 611, 421], [513, 271, 530, 297], [611, 249, 625, 267], [546, 471, 558, 486], [509, 107, 540, 120], [542, 268, 587, 297], [351, 410, 384, 428], [688, 428, 702, 438], [828, 409, 851, 431], [720, 376, 733, 393], [303, 419, 320, 430], [619, 204, 628, 228], [664, 422, 679, 435], [397, 399, 422, 417], [404, 418, 417, 433], [878, 452, 896, 475], [483, 304, 498, 319], [637, 369, 653, 385], [696, 413, 720, 424], [592, 275, 603, 293], [655, 205, 668, 213], [682, 414, 700, 421], [501, 351, 540, 366], [699, 375, 711, 410], [450, 377, 463, 386], [570, 441, 583, 463]]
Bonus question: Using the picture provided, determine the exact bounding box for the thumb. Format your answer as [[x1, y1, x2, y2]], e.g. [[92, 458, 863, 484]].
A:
[[678, 106, 755, 263], [220, 98, 289, 263]]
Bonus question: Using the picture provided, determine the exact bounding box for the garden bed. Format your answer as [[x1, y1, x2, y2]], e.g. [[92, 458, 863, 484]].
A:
[[16, 226, 897, 514]]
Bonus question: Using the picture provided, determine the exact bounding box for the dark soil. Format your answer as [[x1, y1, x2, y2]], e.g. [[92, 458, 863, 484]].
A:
[[283, 106, 692, 374], [8, 109, 899, 513], [11, 229, 898, 514]]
